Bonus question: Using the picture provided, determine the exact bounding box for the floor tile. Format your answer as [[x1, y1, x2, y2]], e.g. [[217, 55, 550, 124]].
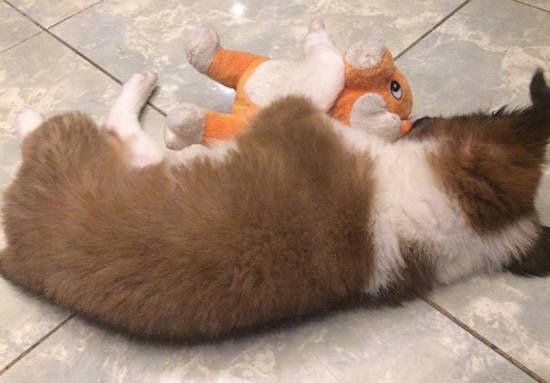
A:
[[0, 1, 41, 53], [8, 0, 101, 28], [0, 278, 69, 371], [396, 0, 550, 117], [430, 274, 550, 380], [517, 0, 550, 11], [0, 301, 534, 383], [50, 0, 465, 115]]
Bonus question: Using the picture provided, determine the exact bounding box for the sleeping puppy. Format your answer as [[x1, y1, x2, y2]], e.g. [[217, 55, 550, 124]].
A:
[[1, 70, 549, 342]]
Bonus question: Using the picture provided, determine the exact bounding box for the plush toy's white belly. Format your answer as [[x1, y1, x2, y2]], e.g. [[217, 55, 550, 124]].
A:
[[245, 49, 345, 112]]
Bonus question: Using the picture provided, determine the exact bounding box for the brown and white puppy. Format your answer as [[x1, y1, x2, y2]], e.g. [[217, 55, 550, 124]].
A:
[[1, 70, 549, 342]]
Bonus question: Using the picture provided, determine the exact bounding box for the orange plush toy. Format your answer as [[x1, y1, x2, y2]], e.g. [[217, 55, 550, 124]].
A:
[[165, 18, 412, 149]]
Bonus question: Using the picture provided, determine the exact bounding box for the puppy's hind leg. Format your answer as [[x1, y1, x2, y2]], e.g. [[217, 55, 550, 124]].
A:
[[105, 71, 162, 168], [14, 107, 43, 142]]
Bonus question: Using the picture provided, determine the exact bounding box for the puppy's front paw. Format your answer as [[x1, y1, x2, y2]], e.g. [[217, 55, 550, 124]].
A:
[[124, 71, 158, 99], [165, 104, 205, 150]]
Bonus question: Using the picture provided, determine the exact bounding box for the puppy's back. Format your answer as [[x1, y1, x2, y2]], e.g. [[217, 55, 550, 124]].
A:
[[1, 98, 376, 341]]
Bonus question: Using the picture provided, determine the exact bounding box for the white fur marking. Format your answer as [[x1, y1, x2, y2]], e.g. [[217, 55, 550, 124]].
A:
[[15, 107, 43, 141], [331, 122, 539, 294], [106, 71, 162, 168]]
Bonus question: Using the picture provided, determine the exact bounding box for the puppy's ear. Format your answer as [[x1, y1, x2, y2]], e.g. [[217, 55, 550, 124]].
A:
[[530, 69, 550, 107], [506, 226, 550, 277]]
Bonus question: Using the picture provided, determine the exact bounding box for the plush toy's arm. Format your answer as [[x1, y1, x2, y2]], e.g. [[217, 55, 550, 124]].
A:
[[349, 93, 409, 141]]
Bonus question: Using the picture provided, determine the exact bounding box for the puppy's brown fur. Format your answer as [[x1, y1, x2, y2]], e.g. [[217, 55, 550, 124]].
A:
[[1, 99, 375, 340], [1, 71, 550, 342]]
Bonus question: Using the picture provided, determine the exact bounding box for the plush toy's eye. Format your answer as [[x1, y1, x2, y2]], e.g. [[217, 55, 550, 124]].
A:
[[390, 80, 402, 100]]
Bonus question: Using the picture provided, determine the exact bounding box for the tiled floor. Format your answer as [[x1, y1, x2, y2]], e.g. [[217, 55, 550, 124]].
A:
[[0, 0, 549, 381]]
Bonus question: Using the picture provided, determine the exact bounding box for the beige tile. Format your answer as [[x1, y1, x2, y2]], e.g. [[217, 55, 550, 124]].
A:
[[518, 0, 550, 11], [0, 1, 41, 52], [429, 275, 550, 380], [8, 0, 101, 28], [397, 0, 550, 117], [0, 302, 534, 382], [0, 278, 69, 370]]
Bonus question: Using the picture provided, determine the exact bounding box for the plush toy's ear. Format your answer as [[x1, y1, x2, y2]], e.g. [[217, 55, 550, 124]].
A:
[[341, 38, 413, 122], [343, 39, 395, 88], [345, 37, 387, 71]]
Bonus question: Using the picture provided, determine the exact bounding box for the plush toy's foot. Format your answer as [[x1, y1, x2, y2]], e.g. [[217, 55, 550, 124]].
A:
[[165, 104, 205, 150], [183, 24, 220, 74]]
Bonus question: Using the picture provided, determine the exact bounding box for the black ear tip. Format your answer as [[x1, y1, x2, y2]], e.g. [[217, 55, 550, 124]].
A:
[[530, 68, 550, 105]]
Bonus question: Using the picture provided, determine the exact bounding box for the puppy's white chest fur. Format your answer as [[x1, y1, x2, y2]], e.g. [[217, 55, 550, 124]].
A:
[[335, 124, 539, 293]]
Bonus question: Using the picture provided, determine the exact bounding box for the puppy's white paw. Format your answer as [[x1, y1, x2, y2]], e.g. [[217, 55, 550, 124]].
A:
[[122, 71, 158, 113], [107, 70, 158, 132], [165, 104, 205, 150], [15, 107, 43, 141]]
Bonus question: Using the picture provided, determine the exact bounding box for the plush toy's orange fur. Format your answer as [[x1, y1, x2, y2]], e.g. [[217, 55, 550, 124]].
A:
[[332, 50, 412, 134], [203, 48, 268, 140]]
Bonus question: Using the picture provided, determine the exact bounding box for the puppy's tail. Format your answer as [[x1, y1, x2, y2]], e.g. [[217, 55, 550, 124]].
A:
[[530, 68, 550, 107]]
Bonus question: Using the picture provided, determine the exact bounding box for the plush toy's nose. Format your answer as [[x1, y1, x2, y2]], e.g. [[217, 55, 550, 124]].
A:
[[400, 120, 412, 136]]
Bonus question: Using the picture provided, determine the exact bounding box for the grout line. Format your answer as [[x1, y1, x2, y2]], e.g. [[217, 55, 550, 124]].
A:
[[423, 297, 547, 383], [0, 314, 76, 377], [4, 0, 166, 117], [395, 0, 472, 60], [47, 0, 103, 30], [512, 0, 550, 14], [0, 31, 42, 55]]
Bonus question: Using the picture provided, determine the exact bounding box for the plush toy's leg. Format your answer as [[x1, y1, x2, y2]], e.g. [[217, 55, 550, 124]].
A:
[[303, 18, 338, 55], [105, 71, 162, 168], [202, 110, 248, 141], [165, 105, 247, 150], [14, 107, 43, 142], [206, 48, 266, 89], [184, 25, 266, 89], [184, 25, 220, 74], [165, 103, 206, 150], [292, 18, 345, 112]]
